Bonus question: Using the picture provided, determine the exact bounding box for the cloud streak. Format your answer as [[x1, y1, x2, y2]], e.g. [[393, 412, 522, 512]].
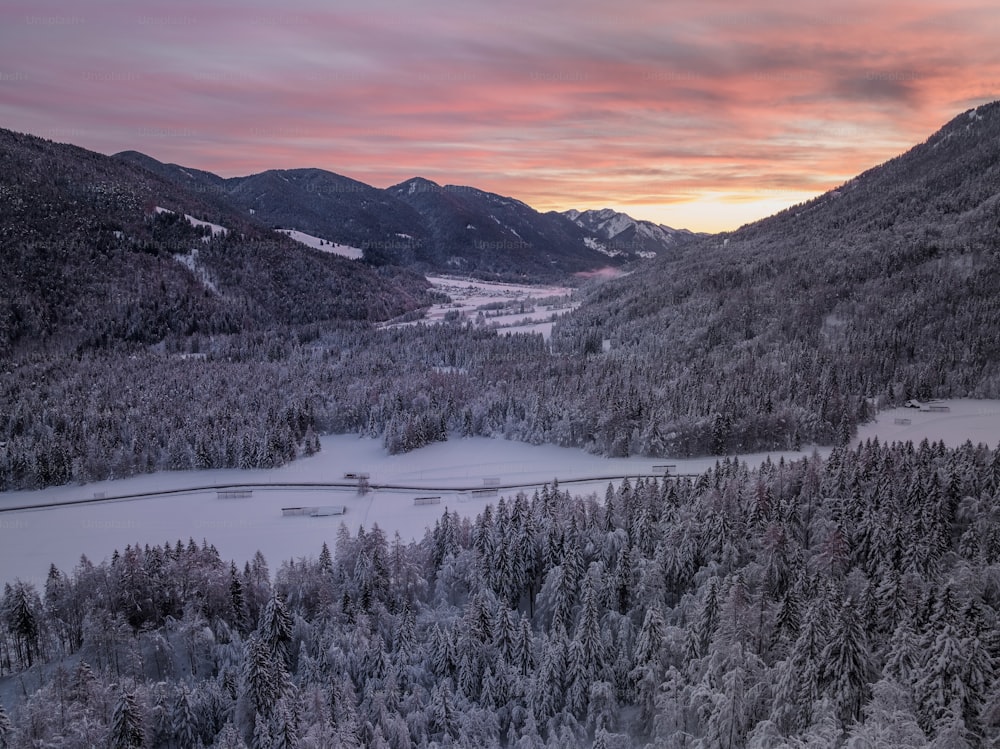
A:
[[1, 0, 999, 231]]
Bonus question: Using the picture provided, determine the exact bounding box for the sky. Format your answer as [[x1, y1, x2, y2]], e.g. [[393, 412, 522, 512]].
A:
[[1, 0, 999, 232]]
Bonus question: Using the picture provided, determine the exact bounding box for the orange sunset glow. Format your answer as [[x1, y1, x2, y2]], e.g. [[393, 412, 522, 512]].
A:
[[2, 0, 999, 232]]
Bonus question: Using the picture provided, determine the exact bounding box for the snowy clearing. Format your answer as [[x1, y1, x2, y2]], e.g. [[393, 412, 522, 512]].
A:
[[2, 398, 998, 587], [0, 437, 808, 587], [275, 228, 364, 259], [855, 398, 1000, 448], [382, 275, 579, 340]]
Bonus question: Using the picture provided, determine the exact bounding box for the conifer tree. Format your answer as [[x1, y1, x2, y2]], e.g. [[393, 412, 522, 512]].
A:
[[171, 685, 199, 748], [694, 577, 721, 656], [318, 542, 333, 573], [7, 582, 39, 668], [771, 606, 827, 733], [516, 616, 535, 677], [258, 592, 293, 666], [241, 635, 281, 736], [633, 606, 666, 672], [916, 622, 971, 738], [821, 601, 874, 726], [430, 679, 459, 741], [110, 688, 145, 749]]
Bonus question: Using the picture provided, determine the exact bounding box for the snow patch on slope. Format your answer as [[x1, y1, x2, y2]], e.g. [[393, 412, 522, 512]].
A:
[[601, 212, 635, 238], [173, 249, 219, 293], [276, 229, 364, 260], [155, 206, 228, 239], [584, 236, 621, 257]]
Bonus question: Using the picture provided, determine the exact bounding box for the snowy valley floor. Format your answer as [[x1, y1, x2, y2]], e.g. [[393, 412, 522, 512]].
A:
[[380, 275, 578, 340], [1, 399, 998, 587]]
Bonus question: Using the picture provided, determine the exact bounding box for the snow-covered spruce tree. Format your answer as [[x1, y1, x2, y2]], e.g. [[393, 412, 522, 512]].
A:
[[820, 600, 874, 727], [5, 581, 40, 669], [693, 576, 721, 658], [258, 591, 293, 666], [915, 619, 977, 742], [771, 605, 828, 734], [429, 678, 460, 742], [171, 684, 199, 748], [109, 688, 144, 749], [238, 634, 284, 741]]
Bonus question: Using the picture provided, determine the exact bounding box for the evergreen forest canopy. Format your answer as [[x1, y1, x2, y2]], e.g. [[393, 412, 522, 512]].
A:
[[4, 102, 1000, 490], [3, 438, 1000, 747]]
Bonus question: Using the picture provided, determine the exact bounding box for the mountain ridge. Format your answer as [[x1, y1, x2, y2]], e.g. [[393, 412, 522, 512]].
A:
[[113, 152, 692, 280], [562, 207, 698, 258]]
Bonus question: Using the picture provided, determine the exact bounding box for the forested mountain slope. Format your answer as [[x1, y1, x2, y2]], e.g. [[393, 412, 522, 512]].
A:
[[549, 101, 1000, 454], [0, 129, 433, 485], [384, 178, 638, 280], [113, 152, 432, 260], [0, 127, 429, 359]]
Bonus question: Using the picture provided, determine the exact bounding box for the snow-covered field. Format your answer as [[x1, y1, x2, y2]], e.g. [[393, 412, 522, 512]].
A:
[[2, 399, 998, 587], [275, 228, 364, 259], [383, 276, 578, 340], [855, 398, 1000, 448], [0, 437, 805, 586]]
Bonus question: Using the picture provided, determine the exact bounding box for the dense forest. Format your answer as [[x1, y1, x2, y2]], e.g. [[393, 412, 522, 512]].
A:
[[0, 321, 848, 492], [3, 438, 1000, 747]]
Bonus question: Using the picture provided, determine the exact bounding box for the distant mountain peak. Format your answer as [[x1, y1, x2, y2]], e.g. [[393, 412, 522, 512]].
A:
[[392, 177, 442, 195], [562, 207, 695, 257]]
